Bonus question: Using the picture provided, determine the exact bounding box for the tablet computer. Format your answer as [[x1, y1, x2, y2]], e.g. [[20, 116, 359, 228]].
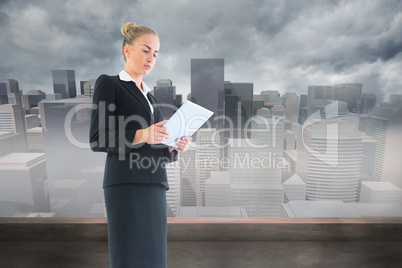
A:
[[161, 101, 214, 148]]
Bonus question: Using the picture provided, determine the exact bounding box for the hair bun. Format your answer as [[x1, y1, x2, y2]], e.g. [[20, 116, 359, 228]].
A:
[[121, 22, 137, 36]]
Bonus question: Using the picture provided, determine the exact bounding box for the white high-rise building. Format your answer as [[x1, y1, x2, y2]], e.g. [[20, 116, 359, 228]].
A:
[[165, 161, 181, 217], [195, 129, 221, 206], [297, 117, 363, 203], [364, 94, 402, 187], [180, 146, 197, 206]]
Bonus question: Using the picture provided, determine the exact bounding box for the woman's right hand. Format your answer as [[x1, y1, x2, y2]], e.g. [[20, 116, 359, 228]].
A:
[[140, 120, 170, 144]]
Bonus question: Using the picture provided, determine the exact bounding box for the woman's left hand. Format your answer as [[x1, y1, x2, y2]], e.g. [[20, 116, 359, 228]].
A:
[[174, 136, 192, 152]]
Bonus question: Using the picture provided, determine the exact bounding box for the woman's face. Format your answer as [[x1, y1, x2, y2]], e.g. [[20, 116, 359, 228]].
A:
[[124, 34, 160, 77]]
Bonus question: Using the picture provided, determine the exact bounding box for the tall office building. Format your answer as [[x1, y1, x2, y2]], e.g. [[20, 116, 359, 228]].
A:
[[297, 118, 363, 202], [357, 93, 376, 114], [282, 92, 300, 123], [180, 146, 197, 206], [196, 129, 221, 206], [298, 94, 308, 125], [364, 94, 402, 187], [52, 70, 77, 99], [154, 79, 176, 119], [0, 79, 22, 106], [80, 81, 89, 95], [191, 59, 224, 128], [39, 98, 104, 216], [0, 104, 27, 152], [165, 161, 181, 217], [224, 81, 253, 138]]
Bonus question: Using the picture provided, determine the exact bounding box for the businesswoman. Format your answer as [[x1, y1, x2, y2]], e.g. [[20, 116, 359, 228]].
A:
[[89, 22, 191, 267]]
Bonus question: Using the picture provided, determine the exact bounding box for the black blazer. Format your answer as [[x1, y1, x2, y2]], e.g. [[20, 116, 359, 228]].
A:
[[89, 74, 178, 188]]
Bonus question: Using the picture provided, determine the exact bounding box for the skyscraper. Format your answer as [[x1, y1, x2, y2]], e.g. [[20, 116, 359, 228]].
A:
[[357, 93, 376, 114], [282, 92, 300, 123], [52, 70, 77, 99], [154, 79, 176, 119], [297, 118, 363, 203], [364, 94, 402, 187], [224, 81, 253, 138], [0, 79, 22, 106], [191, 59, 224, 128]]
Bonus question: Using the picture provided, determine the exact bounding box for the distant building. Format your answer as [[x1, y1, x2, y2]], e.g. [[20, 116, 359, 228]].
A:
[[0, 104, 27, 152], [0, 131, 19, 156], [179, 146, 197, 207], [154, 79, 176, 119], [27, 127, 44, 152], [39, 98, 104, 216], [364, 94, 402, 187], [205, 171, 231, 207], [282, 174, 306, 202], [360, 181, 402, 204], [307, 83, 362, 113], [297, 117, 363, 203], [0, 153, 50, 216], [176, 206, 248, 217], [282, 92, 300, 123], [191, 59, 224, 128], [252, 95, 265, 116], [22, 90, 46, 111], [224, 81, 253, 138], [357, 93, 376, 114], [281, 200, 360, 217], [83, 79, 96, 98], [260, 90, 281, 109], [52, 70, 77, 99], [196, 129, 221, 206], [0, 79, 22, 106], [165, 161, 181, 217]]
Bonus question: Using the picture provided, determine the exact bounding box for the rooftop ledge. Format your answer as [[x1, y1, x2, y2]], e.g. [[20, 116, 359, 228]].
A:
[[1, 217, 402, 242]]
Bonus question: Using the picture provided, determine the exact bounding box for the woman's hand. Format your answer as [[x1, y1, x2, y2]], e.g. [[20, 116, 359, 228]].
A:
[[133, 120, 169, 145], [173, 136, 192, 152]]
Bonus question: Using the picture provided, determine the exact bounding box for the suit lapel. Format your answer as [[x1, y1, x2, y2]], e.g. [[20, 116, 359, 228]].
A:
[[147, 92, 163, 122], [118, 78, 152, 120]]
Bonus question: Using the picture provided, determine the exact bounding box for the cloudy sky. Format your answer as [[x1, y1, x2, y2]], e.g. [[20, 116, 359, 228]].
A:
[[1, 0, 401, 102]]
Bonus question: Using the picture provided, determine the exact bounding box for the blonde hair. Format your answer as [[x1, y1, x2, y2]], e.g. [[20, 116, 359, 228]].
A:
[[121, 22, 158, 62]]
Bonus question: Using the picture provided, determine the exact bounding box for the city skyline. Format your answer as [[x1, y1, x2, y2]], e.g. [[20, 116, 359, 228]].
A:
[[1, 0, 401, 102], [1, 62, 401, 218]]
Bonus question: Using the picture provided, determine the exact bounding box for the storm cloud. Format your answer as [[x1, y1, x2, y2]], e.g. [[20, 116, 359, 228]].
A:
[[1, 0, 401, 102]]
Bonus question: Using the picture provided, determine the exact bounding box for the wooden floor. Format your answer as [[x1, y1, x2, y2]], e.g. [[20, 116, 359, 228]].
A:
[[1, 217, 401, 267]]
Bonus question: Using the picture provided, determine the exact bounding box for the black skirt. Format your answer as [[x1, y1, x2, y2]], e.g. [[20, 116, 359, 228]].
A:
[[104, 183, 167, 268]]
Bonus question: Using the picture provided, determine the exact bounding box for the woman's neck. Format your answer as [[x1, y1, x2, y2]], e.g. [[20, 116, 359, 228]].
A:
[[124, 68, 144, 91]]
